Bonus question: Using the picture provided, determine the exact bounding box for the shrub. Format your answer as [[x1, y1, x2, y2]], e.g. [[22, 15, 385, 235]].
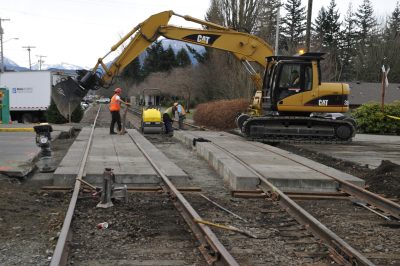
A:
[[45, 100, 84, 124], [352, 101, 400, 134], [193, 98, 248, 130]]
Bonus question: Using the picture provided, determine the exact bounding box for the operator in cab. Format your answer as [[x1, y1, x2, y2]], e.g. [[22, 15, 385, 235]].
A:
[[109, 87, 130, 135]]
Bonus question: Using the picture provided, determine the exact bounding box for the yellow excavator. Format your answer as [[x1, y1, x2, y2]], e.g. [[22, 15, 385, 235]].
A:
[[53, 10, 356, 142]]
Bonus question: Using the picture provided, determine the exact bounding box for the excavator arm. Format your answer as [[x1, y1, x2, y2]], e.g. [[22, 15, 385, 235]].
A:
[[52, 10, 273, 118], [98, 11, 272, 82]]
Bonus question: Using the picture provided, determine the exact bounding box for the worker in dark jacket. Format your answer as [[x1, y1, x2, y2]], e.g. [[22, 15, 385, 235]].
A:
[[163, 104, 177, 135]]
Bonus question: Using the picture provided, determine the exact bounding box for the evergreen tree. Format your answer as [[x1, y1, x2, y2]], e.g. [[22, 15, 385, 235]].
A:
[[121, 57, 143, 84], [176, 48, 191, 67], [280, 0, 306, 53], [386, 1, 400, 38], [142, 40, 165, 77], [384, 1, 400, 82], [256, 0, 280, 45], [355, 0, 378, 45], [186, 44, 209, 64], [340, 3, 357, 81], [313, 7, 327, 49], [354, 0, 378, 81], [161, 45, 177, 71], [323, 0, 341, 48], [206, 0, 225, 26], [318, 0, 342, 81]]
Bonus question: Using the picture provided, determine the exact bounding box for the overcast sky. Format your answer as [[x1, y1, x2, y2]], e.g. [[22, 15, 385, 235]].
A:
[[0, 0, 398, 69]]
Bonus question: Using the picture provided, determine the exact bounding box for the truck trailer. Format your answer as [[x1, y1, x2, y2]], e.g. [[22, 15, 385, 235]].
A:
[[0, 71, 73, 123]]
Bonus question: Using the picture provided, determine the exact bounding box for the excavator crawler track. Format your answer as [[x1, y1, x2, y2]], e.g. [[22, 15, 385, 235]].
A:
[[241, 116, 355, 144]]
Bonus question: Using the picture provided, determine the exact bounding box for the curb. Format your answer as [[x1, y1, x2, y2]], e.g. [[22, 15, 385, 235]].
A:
[[0, 128, 35, 132]]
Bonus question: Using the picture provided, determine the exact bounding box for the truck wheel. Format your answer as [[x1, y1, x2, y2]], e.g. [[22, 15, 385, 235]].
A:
[[22, 113, 33, 124]]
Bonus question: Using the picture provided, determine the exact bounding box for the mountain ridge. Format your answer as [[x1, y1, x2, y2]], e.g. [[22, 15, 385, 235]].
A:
[[3, 39, 205, 72]]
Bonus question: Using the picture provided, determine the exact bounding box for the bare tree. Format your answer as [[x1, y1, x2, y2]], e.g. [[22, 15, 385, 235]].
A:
[[220, 0, 264, 33]]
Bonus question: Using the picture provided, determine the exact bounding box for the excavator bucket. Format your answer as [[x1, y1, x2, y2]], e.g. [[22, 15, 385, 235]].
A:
[[52, 70, 100, 119], [52, 77, 88, 119]]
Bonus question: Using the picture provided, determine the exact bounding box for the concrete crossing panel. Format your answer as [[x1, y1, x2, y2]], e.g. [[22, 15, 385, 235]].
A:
[[174, 130, 365, 192]]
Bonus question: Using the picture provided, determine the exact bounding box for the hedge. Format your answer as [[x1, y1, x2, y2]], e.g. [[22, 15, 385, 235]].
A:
[[193, 99, 248, 130], [352, 101, 400, 134]]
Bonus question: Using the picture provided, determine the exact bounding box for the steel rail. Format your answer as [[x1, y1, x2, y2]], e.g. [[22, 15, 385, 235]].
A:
[[128, 132, 239, 266], [251, 143, 400, 220], [50, 105, 102, 266], [210, 141, 375, 266]]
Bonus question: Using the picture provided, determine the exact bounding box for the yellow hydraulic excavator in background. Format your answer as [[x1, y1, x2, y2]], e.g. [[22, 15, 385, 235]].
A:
[[53, 10, 356, 142]]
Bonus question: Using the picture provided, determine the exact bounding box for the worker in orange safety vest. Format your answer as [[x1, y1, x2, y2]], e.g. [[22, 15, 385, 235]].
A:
[[109, 87, 130, 134]]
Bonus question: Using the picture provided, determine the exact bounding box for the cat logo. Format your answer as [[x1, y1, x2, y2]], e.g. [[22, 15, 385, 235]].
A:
[[197, 35, 211, 45], [318, 99, 328, 106], [183, 34, 219, 45]]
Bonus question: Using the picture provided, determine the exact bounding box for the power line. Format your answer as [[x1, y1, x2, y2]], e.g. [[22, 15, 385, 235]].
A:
[[22, 45, 36, 70]]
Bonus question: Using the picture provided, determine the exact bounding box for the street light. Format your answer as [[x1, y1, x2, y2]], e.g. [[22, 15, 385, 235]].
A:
[[4, 37, 18, 43], [0, 37, 18, 72]]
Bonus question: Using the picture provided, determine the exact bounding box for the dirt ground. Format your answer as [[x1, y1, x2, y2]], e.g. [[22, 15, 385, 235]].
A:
[[278, 143, 400, 199], [0, 136, 74, 265]]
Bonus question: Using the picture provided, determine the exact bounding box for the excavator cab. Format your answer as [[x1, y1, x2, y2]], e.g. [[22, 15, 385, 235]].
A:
[[263, 53, 349, 114]]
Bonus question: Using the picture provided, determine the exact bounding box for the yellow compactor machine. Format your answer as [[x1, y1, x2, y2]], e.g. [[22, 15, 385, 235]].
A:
[[53, 10, 356, 143], [140, 89, 163, 134]]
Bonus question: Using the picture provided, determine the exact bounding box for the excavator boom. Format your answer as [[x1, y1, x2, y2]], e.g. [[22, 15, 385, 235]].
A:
[[52, 10, 273, 119]]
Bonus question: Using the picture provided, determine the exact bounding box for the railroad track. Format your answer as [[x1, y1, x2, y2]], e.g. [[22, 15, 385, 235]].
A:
[[128, 108, 400, 264], [52, 104, 399, 265], [183, 137, 400, 265], [51, 105, 237, 265]]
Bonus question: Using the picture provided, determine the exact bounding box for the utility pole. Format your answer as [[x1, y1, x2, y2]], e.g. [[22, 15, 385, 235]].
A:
[[305, 0, 313, 53], [274, 1, 281, 56], [22, 45, 36, 70], [0, 18, 11, 72], [36, 55, 46, 70]]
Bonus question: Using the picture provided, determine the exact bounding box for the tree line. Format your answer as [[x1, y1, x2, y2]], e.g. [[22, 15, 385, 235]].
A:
[[116, 0, 399, 106], [207, 0, 400, 83]]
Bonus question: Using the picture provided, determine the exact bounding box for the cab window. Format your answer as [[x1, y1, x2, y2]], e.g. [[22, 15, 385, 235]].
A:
[[279, 64, 301, 89], [304, 64, 312, 91]]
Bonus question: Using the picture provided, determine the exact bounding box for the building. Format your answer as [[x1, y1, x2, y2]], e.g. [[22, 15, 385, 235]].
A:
[[348, 82, 400, 108]]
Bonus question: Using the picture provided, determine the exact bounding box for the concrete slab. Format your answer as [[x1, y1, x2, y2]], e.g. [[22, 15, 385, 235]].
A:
[[290, 134, 400, 169], [127, 129, 189, 186], [174, 131, 365, 192], [53, 127, 91, 185], [0, 126, 68, 177], [54, 128, 190, 187]]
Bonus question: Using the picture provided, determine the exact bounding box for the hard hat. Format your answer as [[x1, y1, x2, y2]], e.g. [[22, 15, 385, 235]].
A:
[[114, 88, 122, 93], [173, 102, 178, 106]]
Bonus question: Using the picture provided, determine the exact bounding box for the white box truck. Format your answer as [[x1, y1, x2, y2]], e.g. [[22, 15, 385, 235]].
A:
[[0, 71, 73, 123]]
